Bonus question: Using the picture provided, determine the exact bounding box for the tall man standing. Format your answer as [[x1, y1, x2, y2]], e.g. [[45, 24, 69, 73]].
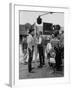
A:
[[27, 28, 34, 72], [37, 32, 45, 68]]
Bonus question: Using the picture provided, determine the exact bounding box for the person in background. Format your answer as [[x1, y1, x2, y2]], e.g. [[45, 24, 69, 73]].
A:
[[22, 35, 28, 64], [59, 31, 64, 59], [51, 31, 62, 71], [19, 42, 24, 64], [49, 49, 56, 72], [37, 31, 45, 68], [46, 37, 56, 72], [58, 30, 64, 68], [27, 28, 35, 72], [46, 38, 52, 63]]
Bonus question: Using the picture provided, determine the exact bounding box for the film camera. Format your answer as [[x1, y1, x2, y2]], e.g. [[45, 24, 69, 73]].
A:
[[37, 16, 42, 24]]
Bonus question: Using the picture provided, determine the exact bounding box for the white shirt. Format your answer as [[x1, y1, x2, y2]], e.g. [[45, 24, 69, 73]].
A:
[[46, 43, 52, 53], [38, 36, 42, 44], [27, 34, 34, 50]]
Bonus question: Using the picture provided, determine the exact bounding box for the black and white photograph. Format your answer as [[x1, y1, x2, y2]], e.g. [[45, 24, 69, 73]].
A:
[[19, 10, 64, 79]]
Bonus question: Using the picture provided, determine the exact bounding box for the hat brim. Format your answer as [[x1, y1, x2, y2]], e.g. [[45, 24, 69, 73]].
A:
[[29, 29, 34, 33]]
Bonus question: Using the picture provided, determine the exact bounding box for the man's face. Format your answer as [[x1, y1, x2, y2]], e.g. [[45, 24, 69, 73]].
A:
[[52, 34, 54, 38]]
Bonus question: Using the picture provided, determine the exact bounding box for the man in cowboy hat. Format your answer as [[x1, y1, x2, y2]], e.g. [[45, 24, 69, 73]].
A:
[[27, 28, 35, 72]]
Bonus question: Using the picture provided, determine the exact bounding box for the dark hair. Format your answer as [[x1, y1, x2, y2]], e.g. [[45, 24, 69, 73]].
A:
[[54, 31, 59, 37], [56, 25, 61, 30]]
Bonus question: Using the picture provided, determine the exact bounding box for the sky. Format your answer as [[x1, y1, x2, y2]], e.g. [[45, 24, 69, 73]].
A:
[[20, 10, 64, 27]]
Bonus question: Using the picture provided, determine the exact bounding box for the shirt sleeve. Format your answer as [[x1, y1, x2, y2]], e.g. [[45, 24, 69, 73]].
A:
[[39, 37, 42, 44], [27, 36, 31, 44]]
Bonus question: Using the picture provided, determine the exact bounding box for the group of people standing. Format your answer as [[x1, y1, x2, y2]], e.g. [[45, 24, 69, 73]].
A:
[[46, 31, 64, 72], [20, 27, 64, 73], [27, 28, 45, 72]]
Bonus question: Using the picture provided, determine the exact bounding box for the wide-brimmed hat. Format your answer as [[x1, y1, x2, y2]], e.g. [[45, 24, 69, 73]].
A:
[[28, 28, 34, 34]]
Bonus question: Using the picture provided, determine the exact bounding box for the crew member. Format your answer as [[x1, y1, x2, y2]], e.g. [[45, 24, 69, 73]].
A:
[[37, 32, 45, 68], [27, 28, 34, 72]]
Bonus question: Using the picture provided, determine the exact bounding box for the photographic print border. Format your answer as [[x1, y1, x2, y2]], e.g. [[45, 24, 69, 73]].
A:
[[9, 3, 70, 87]]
